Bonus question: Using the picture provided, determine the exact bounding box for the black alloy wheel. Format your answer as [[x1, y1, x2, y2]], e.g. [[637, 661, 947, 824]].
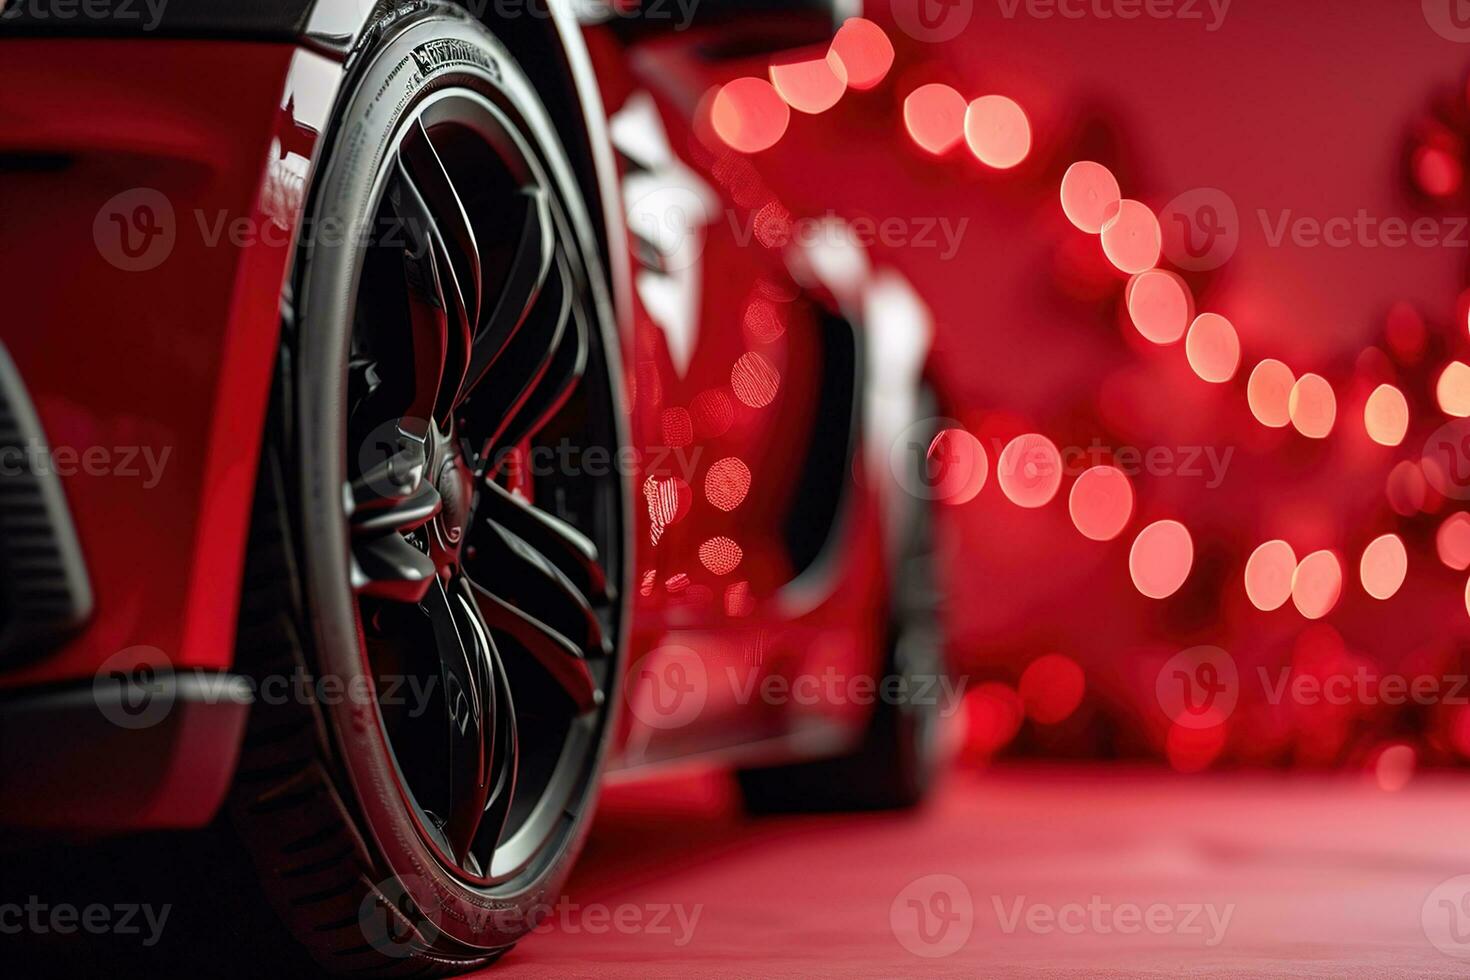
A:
[[229, 8, 628, 974]]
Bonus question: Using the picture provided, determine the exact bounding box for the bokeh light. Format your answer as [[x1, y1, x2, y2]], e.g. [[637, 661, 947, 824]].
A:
[[1100, 199, 1161, 275], [1068, 465, 1134, 541], [903, 83, 967, 155], [1129, 520, 1193, 599], [731, 351, 780, 408], [1373, 744, 1416, 792], [964, 682, 1024, 757], [1386, 459, 1427, 517], [964, 95, 1031, 170], [1018, 654, 1086, 724], [1359, 534, 1407, 600], [1244, 539, 1296, 611], [698, 535, 744, 576], [1185, 313, 1241, 383], [1060, 161, 1121, 234], [705, 457, 752, 512], [1436, 360, 1470, 417], [1288, 373, 1336, 439], [1291, 550, 1342, 620], [1363, 383, 1409, 446], [769, 52, 848, 114], [691, 388, 735, 438], [711, 77, 791, 153], [1166, 711, 1228, 773], [928, 428, 989, 505], [1126, 269, 1192, 345], [828, 17, 893, 91], [997, 433, 1063, 508], [660, 407, 693, 447], [1436, 512, 1470, 570], [1247, 359, 1295, 428]]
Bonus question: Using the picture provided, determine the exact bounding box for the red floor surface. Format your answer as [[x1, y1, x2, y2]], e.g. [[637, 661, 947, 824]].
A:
[[488, 765, 1470, 978]]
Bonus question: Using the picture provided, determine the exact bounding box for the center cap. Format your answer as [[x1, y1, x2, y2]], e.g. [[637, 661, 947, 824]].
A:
[[433, 451, 473, 559]]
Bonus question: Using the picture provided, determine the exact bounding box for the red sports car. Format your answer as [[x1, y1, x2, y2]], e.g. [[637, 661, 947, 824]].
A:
[[0, 0, 947, 971]]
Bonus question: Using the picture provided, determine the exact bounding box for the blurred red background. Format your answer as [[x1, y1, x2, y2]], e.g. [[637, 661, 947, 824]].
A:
[[695, 0, 1470, 776]]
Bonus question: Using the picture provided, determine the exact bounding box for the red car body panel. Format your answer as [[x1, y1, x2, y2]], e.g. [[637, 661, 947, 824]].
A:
[[0, 41, 337, 688]]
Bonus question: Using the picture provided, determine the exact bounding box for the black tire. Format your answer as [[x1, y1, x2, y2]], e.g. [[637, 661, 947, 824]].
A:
[[737, 406, 948, 813], [228, 6, 628, 975]]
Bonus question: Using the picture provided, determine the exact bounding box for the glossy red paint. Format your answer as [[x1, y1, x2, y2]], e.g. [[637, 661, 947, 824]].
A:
[[584, 21, 902, 767], [0, 41, 339, 688]]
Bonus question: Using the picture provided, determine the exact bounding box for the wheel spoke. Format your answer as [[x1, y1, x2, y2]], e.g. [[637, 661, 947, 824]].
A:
[[349, 430, 442, 603], [421, 579, 494, 866], [352, 533, 437, 603], [467, 579, 599, 713], [476, 626, 520, 861], [464, 253, 571, 446], [477, 478, 607, 601], [471, 519, 608, 656], [400, 118, 482, 327], [495, 298, 589, 453], [460, 186, 554, 400], [388, 158, 472, 423]]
